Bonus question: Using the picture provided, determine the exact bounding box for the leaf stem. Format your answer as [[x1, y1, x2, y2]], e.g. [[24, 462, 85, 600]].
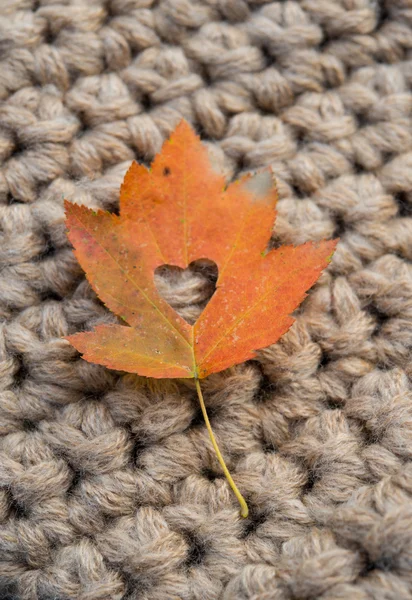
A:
[[194, 377, 249, 518]]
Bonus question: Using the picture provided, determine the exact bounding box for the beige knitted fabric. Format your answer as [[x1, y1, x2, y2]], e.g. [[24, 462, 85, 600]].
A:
[[1, 1, 412, 599]]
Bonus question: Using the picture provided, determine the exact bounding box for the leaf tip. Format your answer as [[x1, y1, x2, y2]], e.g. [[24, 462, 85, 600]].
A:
[[166, 119, 201, 151], [326, 238, 339, 263]]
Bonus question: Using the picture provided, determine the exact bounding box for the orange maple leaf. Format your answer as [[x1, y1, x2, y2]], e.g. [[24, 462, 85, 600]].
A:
[[65, 121, 337, 516]]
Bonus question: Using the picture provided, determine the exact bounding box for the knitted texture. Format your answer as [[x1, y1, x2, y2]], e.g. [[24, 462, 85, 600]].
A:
[[1, 0, 412, 599]]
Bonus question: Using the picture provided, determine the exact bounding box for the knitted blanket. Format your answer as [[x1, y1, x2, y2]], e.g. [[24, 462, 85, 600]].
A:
[[1, 1, 412, 599]]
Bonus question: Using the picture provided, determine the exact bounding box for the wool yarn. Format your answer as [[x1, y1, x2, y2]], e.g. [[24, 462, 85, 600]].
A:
[[1, 0, 412, 599]]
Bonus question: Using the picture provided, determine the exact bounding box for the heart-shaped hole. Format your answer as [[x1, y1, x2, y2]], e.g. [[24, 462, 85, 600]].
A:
[[154, 258, 218, 325]]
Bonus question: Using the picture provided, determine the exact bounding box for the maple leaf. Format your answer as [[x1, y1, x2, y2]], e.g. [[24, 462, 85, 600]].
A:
[[64, 121, 337, 517]]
